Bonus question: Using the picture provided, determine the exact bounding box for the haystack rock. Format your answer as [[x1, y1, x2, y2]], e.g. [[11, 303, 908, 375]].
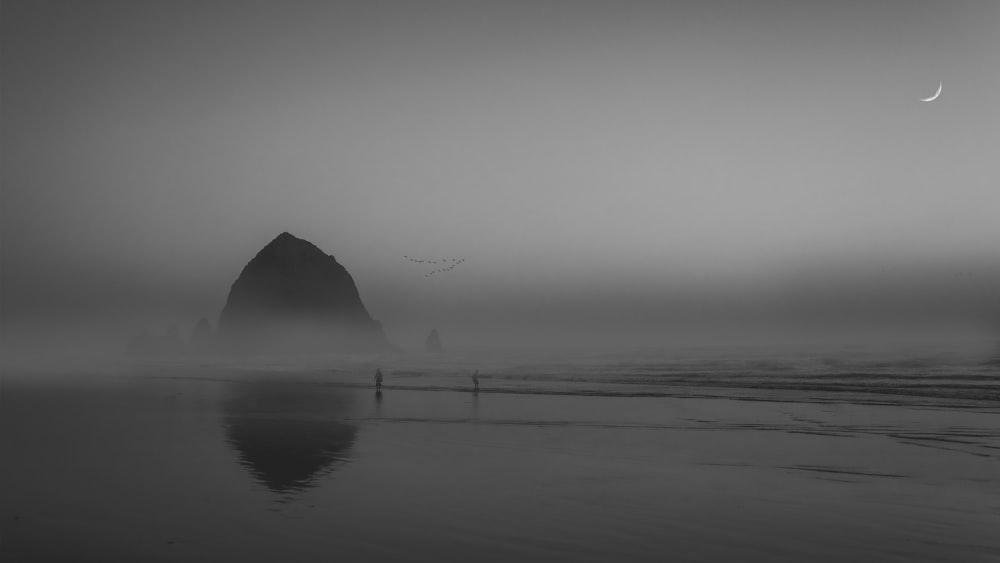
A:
[[218, 232, 389, 353], [425, 328, 444, 354]]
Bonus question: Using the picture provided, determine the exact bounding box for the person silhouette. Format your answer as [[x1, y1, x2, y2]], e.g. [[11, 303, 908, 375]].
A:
[[374, 368, 384, 392], [472, 370, 479, 392]]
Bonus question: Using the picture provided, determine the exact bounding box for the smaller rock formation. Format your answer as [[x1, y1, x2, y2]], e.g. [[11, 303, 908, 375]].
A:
[[425, 328, 444, 354], [162, 326, 185, 354], [125, 326, 185, 356], [190, 317, 214, 354], [126, 331, 155, 356]]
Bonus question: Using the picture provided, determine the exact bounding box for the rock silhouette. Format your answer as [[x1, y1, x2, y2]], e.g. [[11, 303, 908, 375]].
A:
[[425, 328, 445, 354], [218, 232, 389, 353]]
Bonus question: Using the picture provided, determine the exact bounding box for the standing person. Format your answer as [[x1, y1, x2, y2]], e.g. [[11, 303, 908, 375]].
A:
[[472, 370, 479, 391], [374, 368, 384, 392]]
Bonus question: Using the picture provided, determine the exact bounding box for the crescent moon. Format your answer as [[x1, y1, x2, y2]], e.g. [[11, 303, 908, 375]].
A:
[[920, 82, 942, 102]]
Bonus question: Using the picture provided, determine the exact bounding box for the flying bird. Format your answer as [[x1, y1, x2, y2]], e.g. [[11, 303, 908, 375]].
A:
[[405, 254, 468, 278]]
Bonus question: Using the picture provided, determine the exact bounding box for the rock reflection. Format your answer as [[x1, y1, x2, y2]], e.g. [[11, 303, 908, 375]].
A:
[[223, 380, 357, 494]]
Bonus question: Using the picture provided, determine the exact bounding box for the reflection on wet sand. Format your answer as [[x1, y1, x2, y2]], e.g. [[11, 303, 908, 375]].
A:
[[223, 381, 357, 494]]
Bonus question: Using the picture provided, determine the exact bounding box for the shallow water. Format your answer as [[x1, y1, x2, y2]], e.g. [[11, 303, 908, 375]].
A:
[[2, 353, 999, 562]]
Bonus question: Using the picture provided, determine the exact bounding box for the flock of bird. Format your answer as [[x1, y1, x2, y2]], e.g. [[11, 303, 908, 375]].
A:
[[404, 256, 467, 277]]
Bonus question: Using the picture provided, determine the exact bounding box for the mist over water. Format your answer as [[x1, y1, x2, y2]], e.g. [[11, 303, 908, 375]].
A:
[[3, 0, 999, 360]]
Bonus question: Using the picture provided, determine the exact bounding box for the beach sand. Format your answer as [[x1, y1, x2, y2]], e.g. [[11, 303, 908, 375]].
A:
[[2, 357, 998, 562]]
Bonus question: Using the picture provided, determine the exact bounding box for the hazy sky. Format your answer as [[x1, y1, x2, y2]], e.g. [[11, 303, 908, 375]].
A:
[[3, 0, 999, 349]]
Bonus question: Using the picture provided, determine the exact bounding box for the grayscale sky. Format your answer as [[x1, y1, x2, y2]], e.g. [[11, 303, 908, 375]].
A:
[[2, 0, 999, 350]]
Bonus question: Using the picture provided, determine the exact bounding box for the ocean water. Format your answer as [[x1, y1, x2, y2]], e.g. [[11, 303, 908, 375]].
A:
[[2, 344, 999, 562], [376, 343, 1000, 403]]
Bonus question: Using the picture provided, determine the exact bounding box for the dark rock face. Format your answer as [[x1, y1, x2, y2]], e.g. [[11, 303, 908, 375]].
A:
[[218, 232, 388, 353], [425, 328, 444, 354]]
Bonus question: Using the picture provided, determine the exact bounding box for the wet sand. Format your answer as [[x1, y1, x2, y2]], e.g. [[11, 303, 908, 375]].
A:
[[2, 362, 998, 562]]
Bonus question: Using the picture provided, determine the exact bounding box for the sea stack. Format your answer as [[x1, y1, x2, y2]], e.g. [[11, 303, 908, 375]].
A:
[[190, 317, 214, 353], [125, 326, 184, 356], [218, 232, 389, 353], [425, 328, 445, 354]]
